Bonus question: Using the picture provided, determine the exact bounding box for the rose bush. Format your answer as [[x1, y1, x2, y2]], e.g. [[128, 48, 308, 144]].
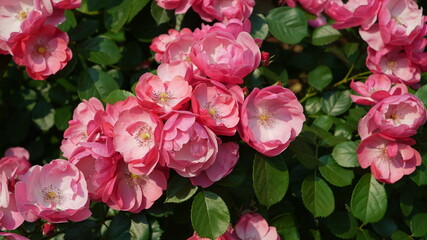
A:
[[0, 0, 427, 239]]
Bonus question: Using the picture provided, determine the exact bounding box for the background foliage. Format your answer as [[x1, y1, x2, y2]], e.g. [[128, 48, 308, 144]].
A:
[[1, 0, 427, 239]]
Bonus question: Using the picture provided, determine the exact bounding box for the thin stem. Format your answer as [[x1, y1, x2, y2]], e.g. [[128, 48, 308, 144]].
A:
[[299, 87, 316, 103], [333, 71, 371, 87]]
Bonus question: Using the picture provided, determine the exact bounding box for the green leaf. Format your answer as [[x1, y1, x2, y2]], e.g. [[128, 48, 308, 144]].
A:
[[312, 25, 342, 46], [327, 211, 358, 239], [351, 174, 387, 223], [271, 213, 300, 240], [104, 90, 134, 104], [289, 135, 318, 169], [108, 212, 150, 240], [127, 0, 150, 23], [410, 154, 427, 186], [318, 155, 354, 187], [411, 213, 427, 237], [322, 90, 352, 116], [104, 0, 130, 32], [305, 97, 322, 115], [79, 37, 121, 65], [253, 153, 289, 208], [301, 175, 335, 218], [332, 141, 360, 168], [164, 175, 198, 204], [415, 84, 427, 106], [344, 43, 359, 58], [266, 7, 307, 44], [391, 231, 412, 240], [58, 10, 77, 32], [371, 217, 397, 238], [191, 191, 230, 239], [313, 115, 333, 131], [78, 68, 119, 100], [250, 13, 269, 40], [54, 106, 72, 131], [32, 100, 55, 131], [151, 1, 173, 25], [308, 65, 333, 91]]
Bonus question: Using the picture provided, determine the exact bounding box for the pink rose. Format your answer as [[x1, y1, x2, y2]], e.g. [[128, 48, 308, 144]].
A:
[[155, 0, 192, 14], [51, 0, 82, 9], [61, 97, 104, 158], [161, 32, 195, 64], [8, 19, 72, 80], [193, 19, 252, 40], [192, 0, 255, 22], [104, 160, 168, 213], [287, 0, 329, 16], [190, 31, 261, 84], [378, 0, 424, 47], [239, 86, 305, 157], [114, 106, 163, 175], [150, 28, 193, 62], [190, 142, 239, 188], [68, 147, 118, 201], [358, 93, 427, 140], [135, 62, 192, 114], [162, 111, 219, 178], [0, 147, 31, 186], [191, 82, 241, 136], [325, 0, 381, 30], [0, 173, 25, 230], [366, 46, 421, 88], [350, 74, 408, 106], [0, 232, 29, 240], [15, 159, 91, 223], [235, 213, 280, 240], [357, 133, 421, 184]]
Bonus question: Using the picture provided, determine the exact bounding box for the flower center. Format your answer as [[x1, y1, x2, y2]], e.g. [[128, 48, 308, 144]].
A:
[[257, 110, 275, 127], [127, 173, 147, 187], [37, 46, 46, 54], [387, 60, 396, 68], [41, 185, 62, 206], [133, 123, 153, 148], [16, 10, 28, 22], [153, 91, 173, 105]]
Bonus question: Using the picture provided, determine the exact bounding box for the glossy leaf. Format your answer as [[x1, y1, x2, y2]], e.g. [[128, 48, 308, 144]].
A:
[[266, 7, 307, 44], [332, 141, 360, 168], [312, 25, 342, 46], [78, 68, 120, 100], [318, 155, 354, 187], [308, 65, 333, 91], [79, 37, 121, 65], [301, 175, 335, 217], [165, 175, 198, 204], [322, 90, 352, 116]]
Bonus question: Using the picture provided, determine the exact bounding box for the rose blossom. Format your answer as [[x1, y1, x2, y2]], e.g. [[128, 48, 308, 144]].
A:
[[150, 28, 193, 62], [325, 0, 381, 30], [366, 46, 421, 88], [193, 19, 251, 40], [187, 226, 235, 240], [104, 159, 168, 213], [357, 133, 421, 184], [235, 213, 280, 240], [161, 32, 195, 64], [155, 0, 192, 14], [358, 93, 427, 140], [61, 97, 104, 158], [15, 159, 91, 223], [162, 111, 219, 178], [135, 62, 192, 114], [239, 86, 305, 157], [192, 0, 255, 22], [191, 81, 242, 136], [114, 106, 163, 175], [350, 74, 408, 106], [190, 31, 261, 84], [190, 142, 239, 188], [0, 232, 29, 240], [50, 0, 82, 9], [8, 19, 72, 80], [285, 0, 329, 16]]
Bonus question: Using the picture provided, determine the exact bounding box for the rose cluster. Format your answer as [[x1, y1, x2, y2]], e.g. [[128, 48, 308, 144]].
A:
[[284, 0, 427, 184], [154, 0, 255, 22], [0, 147, 90, 235], [0, 0, 80, 80], [188, 213, 279, 240]]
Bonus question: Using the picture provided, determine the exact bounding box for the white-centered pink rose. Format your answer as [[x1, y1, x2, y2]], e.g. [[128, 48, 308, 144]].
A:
[[350, 74, 408, 106], [190, 142, 239, 188], [357, 133, 421, 184], [325, 0, 381, 30], [192, 0, 255, 22], [239, 86, 305, 157], [235, 213, 280, 240], [135, 62, 192, 114], [150, 28, 192, 62], [162, 111, 219, 178], [114, 106, 163, 175], [8, 19, 72, 80], [358, 93, 427, 140], [191, 82, 242, 136], [190, 31, 261, 85], [15, 159, 91, 223]]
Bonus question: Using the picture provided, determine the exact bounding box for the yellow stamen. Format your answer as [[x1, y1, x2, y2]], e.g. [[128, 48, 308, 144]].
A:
[[38, 47, 46, 54]]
